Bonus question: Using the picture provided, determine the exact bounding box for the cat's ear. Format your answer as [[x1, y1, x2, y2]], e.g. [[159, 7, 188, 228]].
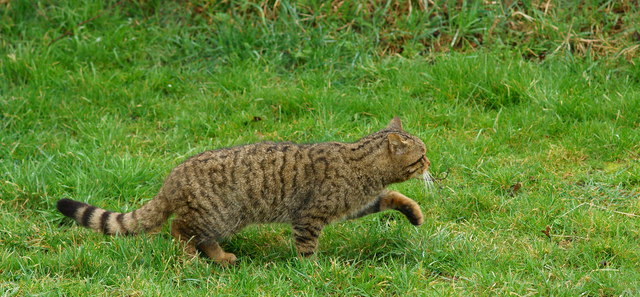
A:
[[387, 133, 408, 155], [386, 116, 403, 130]]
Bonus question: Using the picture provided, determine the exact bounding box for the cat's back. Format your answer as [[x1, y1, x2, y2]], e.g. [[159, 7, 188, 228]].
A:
[[169, 141, 348, 199], [183, 141, 312, 173], [165, 141, 351, 222], [173, 141, 298, 185]]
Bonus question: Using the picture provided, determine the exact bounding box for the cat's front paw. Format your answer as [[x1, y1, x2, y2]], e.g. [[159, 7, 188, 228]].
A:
[[382, 191, 424, 226], [398, 203, 423, 226]]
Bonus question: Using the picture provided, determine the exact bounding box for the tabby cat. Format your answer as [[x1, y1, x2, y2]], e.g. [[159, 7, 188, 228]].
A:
[[57, 117, 431, 264]]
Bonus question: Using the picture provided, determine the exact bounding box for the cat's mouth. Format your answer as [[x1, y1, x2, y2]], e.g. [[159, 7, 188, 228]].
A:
[[408, 155, 435, 190], [407, 155, 429, 176]]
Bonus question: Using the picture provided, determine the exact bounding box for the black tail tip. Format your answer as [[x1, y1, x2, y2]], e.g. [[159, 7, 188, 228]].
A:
[[57, 198, 84, 217]]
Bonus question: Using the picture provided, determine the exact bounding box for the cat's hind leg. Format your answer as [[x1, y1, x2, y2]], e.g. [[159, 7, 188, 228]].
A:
[[348, 190, 423, 226], [197, 241, 237, 265], [171, 218, 237, 265], [170, 218, 197, 256]]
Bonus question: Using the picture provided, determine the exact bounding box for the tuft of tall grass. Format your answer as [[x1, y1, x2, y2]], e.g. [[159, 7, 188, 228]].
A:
[[2, 0, 638, 72]]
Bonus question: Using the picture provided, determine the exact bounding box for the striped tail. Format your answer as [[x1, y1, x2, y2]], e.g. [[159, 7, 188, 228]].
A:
[[56, 197, 171, 235]]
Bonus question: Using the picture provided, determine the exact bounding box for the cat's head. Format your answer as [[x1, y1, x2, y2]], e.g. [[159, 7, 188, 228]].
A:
[[382, 117, 431, 182]]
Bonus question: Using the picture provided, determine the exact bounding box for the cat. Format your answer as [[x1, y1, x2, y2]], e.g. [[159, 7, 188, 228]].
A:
[[57, 117, 431, 265]]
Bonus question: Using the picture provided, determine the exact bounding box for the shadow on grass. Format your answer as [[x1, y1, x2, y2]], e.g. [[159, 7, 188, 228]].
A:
[[200, 220, 428, 266]]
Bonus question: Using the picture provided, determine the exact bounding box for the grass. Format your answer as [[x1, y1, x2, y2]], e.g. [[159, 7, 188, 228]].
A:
[[2, 0, 640, 296]]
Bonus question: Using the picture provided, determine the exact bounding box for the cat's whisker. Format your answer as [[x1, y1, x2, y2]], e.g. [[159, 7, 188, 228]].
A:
[[420, 171, 435, 191]]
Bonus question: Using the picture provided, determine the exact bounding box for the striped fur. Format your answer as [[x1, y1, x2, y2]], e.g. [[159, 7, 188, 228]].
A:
[[56, 197, 169, 235], [57, 117, 430, 264]]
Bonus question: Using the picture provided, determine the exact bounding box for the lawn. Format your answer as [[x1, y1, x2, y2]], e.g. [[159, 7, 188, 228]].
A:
[[1, 0, 640, 296]]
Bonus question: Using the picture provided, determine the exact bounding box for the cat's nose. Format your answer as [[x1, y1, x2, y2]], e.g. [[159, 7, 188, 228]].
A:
[[424, 156, 431, 168]]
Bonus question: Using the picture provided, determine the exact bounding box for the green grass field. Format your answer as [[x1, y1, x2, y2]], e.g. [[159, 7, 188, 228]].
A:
[[2, 0, 640, 295]]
